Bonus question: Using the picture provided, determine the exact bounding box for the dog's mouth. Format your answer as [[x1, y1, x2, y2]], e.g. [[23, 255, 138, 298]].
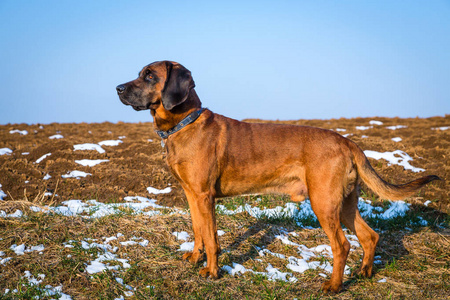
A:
[[119, 97, 147, 111], [118, 94, 160, 111]]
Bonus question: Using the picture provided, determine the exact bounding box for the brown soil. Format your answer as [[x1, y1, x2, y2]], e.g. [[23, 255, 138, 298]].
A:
[[0, 116, 448, 213]]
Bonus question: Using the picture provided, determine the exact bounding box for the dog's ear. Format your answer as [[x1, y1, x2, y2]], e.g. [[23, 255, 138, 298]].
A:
[[161, 62, 195, 110]]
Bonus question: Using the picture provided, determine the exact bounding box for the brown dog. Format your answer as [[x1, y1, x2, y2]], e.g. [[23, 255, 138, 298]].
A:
[[116, 61, 439, 292]]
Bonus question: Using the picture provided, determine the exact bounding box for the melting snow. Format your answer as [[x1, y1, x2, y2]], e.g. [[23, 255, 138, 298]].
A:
[[259, 248, 286, 259], [386, 125, 407, 130], [391, 137, 402, 142], [29, 196, 168, 218], [10, 244, 45, 255], [217, 197, 416, 227], [10, 129, 28, 135], [19, 271, 72, 299], [147, 186, 172, 194], [49, 134, 64, 139], [173, 231, 190, 241], [0, 209, 23, 218], [178, 242, 195, 252], [424, 200, 431, 207], [75, 159, 109, 167], [277, 234, 351, 276], [431, 126, 449, 131], [98, 140, 123, 146], [216, 201, 315, 226], [62, 170, 92, 179], [369, 120, 383, 125], [64, 239, 131, 275], [43, 173, 52, 180], [356, 126, 372, 130], [222, 262, 298, 283], [35, 153, 51, 164], [0, 148, 13, 155], [73, 143, 105, 154], [0, 184, 7, 200], [364, 149, 425, 173], [1, 257, 12, 265]]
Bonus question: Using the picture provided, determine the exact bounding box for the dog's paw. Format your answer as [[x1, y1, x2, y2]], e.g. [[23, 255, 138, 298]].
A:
[[353, 265, 373, 278], [182, 250, 203, 264], [199, 266, 219, 279], [321, 280, 342, 293]]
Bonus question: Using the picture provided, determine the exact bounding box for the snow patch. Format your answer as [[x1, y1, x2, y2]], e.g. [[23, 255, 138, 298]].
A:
[[10, 244, 44, 255], [431, 126, 449, 131], [35, 196, 168, 218], [178, 242, 195, 252], [364, 149, 425, 173], [0, 209, 23, 218], [0, 148, 13, 155], [98, 140, 123, 146], [356, 126, 372, 130], [369, 120, 383, 125], [75, 159, 109, 167], [0, 184, 7, 200], [391, 137, 402, 142], [10, 129, 28, 135], [73, 143, 105, 154], [49, 134, 64, 139], [36, 153, 51, 163], [62, 170, 92, 179], [386, 125, 407, 130], [173, 231, 190, 241], [147, 186, 172, 194], [222, 262, 297, 283]]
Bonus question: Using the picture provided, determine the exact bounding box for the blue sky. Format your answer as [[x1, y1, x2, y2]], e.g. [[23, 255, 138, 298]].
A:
[[1, 0, 449, 124]]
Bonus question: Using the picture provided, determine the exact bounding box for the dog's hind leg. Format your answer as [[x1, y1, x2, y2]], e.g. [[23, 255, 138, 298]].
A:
[[340, 188, 379, 278], [308, 174, 350, 293]]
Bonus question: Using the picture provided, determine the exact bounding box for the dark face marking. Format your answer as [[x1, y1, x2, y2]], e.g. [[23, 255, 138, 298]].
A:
[[116, 62, 166, 111]]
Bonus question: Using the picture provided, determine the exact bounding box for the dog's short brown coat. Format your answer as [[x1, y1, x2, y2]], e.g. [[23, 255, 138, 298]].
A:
[[117, 61, 439, 293]]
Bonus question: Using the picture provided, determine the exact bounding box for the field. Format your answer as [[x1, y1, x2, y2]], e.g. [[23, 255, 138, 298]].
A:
[[0, 115, 449, 299]]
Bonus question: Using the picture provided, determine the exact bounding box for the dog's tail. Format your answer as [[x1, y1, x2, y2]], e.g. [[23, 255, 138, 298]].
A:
[[349, 141, 440, 200]]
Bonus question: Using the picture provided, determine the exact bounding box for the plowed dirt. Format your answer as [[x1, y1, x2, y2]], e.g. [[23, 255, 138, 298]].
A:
[[1, 115, 448, 213]]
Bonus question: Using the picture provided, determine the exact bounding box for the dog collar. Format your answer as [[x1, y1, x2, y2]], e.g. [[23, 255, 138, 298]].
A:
[[155, 108, 206, 140]]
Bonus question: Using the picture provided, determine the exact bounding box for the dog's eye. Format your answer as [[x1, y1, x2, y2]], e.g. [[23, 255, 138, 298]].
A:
[[145, 70, 153, 80]]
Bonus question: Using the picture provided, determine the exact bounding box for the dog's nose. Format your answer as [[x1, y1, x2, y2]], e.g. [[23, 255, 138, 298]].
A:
[[116, 84, 126, 94]]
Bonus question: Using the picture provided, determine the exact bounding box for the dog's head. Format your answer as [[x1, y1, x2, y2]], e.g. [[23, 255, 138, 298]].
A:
[[116, 61, 195, 111]]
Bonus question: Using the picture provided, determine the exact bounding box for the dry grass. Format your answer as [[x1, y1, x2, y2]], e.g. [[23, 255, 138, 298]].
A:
[[0, 194, 449, 299]]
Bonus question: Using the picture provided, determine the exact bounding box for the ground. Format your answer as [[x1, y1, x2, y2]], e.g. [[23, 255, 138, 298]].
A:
[[0, 115, 449, 299]]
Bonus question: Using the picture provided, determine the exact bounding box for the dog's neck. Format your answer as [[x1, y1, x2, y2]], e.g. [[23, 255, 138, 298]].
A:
[[152, 89, 202, 132]]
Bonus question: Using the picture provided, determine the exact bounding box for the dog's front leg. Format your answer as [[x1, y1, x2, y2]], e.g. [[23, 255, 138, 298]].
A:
[[183, 189, 220, 278], [182, 188, 205, 264]]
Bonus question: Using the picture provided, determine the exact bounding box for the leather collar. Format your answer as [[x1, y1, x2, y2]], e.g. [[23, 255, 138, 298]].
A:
[[155, 108, 206, 140]]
